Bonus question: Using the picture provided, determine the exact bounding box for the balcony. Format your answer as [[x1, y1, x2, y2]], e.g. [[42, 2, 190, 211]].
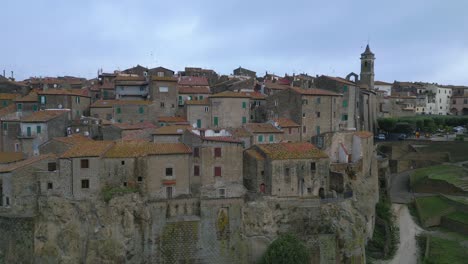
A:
[[17, 132, 38, 139]]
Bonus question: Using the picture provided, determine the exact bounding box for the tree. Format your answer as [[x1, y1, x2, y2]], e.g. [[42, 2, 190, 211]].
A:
[[261, 234, 309, 264], [378, 118, 397, 132]]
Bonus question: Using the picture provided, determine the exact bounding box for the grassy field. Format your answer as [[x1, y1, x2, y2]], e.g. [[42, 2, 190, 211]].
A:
[[414, 196, 453, 224], [445, 211, 468, 225], [418, 142, 468, 162], [425, 235, 467, 264], [410, 165, 467, 189]]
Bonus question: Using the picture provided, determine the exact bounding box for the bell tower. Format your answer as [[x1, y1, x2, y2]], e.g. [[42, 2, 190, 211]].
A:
[[360, 44, 375, 90]]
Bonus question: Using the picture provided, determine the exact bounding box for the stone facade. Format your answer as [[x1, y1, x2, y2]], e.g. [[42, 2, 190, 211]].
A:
[[150, 76, 178, 116], [37, 90, 91, 120]]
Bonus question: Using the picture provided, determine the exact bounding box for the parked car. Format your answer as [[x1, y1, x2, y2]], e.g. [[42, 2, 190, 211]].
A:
[[398, 134, 407, 140], [377, 134, 386, 140]]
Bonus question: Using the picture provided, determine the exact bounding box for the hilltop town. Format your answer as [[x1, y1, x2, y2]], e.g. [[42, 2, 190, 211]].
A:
[[0, 45, 467, 263]]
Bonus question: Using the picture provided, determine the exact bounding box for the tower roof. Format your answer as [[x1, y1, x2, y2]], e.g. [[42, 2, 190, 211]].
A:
[[361, 44, 374, 56]]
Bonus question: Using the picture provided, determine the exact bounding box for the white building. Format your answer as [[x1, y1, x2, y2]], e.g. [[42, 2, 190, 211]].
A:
[[374, 81, 392, 96], [424, 84, 452, 115]]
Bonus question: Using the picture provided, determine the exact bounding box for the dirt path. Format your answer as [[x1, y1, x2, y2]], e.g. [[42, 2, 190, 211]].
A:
[[376, 204, 423, 264]]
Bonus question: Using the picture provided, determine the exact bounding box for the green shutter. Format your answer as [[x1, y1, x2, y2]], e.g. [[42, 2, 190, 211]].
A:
[[27, 127, 31, 137], [242, 101, 247, 109], [342, 114, 348, 121], [197, 119, 202, 128], [269, 134, 274, 142], [3, 123, 7, 130], [258, 135, 263, 142], [214, 117, 219, 126], [199, 95, 204, 100], [36, 125, 41, 134], [17, 103, 22, 111], [33, 104, 38, 111], [117, 107, 121, 114], [2, 101, 7, 107], [103, 90, 108, 98], [76, 110, 80, 117], [242, 116, 247, 124], [139, 106, 144, 114], [316, 126, 320, 135], [343, 100, 348, 107], [178, 96, 183, 105], [343, 85, 348, 92]]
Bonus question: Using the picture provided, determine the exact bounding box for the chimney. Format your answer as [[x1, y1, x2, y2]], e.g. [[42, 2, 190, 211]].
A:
[[2, 70, 5, 77], [11, 71, 14, 80]]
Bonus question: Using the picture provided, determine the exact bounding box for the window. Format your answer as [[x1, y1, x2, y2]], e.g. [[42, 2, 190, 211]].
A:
[[157, 72, 164, 77], [343, 100, 348, 107], [81, 179, 89, 189], [199, 95, 204, 100], [14, 143, 19, 152], [47, 182, 53, 190], [40, 95, 46, 104], [36, 125, 41, 134], [302, 99, 308, 105], [116, 107, 121, 114], [139, 86, 145, 91], [303, 126, 306, 133], [166, 186, 173, 199], [3, 123, 7, 131], [204, 106, 209, 112], [242, 101, 247, 109], [194, 165, 200, 176], [75, 97, 80, 104], [269, 134, 274, 142], [316, 126, 320, 135], [342, 114, 348, 121], [214, 166, 222, 177], [48, 162, 56, 171], [194, 147, 200, 157], [302, 113, 306, 118], [159, 87, 169, 92], [160, 102, 165, 108], [316, 112, 320, 118], [137, 177, 143, 182], [242, 116, 247, 124], [165, 168, 173, 177], [138, 106, 144, 114], [343, 85, 348, 92], [310, 162, 316, 172], [121, 160, 125, 165], [76, 110, 80, 117], [274, 100, 278, 106], [214, 147, 222, 157], [2, 101, 7, 107], [288, 128, 292, 134], [178, 96, 183, 105], [117, 119, 122, 123], [258, 135, 264, 142], [214, 116, 219, 126], [285, 167, 290, 176], [196, 119, 202, 128], [123, 182, 127, 187], [80, 159, 89, 168], [33, 104, 38, 111], [218, 188, 226, 198], [316, 97, 321, 104], [17, 103, 22, 111]]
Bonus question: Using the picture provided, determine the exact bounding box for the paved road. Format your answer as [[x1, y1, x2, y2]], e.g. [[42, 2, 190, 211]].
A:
[[389, 170, 414, 204]]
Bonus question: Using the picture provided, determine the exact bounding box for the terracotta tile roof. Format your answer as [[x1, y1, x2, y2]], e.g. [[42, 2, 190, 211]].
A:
[[0, 154, 56, 173], [209, 91, 251, 98], [115, 75, 146, 81], [61, 141, 114, 158], [15, 92, 38, 102], [104, 141, 191, 158], [291, 87, 341, 96], [121, 128, 153, 142], [0, 152, 25, 164], [229, 127, 252, 137], [245, 123, 283, 134], [38, 88, 89, 97], [158, 116, 187, 123], [151, 76, 178, 82], [354, 131, 373, 138], [178, 76, 209, 86], [21, 110, 69, 123], [90, 100, 152, 108], [0, 104, 16, 117], [178, 86, 211, 94], [90, 81, 115, 91], [202, 136, 242, 143], [240, 91, 266, 99], [52, 134, 93, 145], [264, 80, 290, 90], [185, 98, 210, 105], [245, 149, 265, 160], [151, 125, 190, 135], [322, 76, 356, 86], [112, 122, 156, 130], [255, 142, 328, 160], [273, 118, 300, 127], [0, 93, 19, 100]]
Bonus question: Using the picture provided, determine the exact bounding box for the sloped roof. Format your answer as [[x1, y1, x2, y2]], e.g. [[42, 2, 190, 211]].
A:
[[0, 93, 19, 100], [185, 98, 210, 105], [61, 141, 114, 158], [240, 91, 266, 99], [245, 149, 265, 161], [112, 122, 156, 130], [178, 86, 211, 94], [151, 76, 178, 82], [90, 100, 152, 108], [38, 88, 89, 97], [0, 154, 56, 173], [375, 81, 392, 85], [229, 127, 252, 138], [151, 125, 190, 135], [245, 123, 283, 134], [264, 80, 290, 90], [273, 118, 300, 128], [158, 116, 188, 123], [209, 91, 251, 98], [202, 136, 242, 143], [52, 134, 93, 145], [354, 131, 373, 138], [255, 142, 328, 160], [104, 141, 191, 158], [21, 110, 69, 123], [321, 75, 356, 86], [178, 76, 209, 86], [15, 92, 38, 102], [0, 152, 25, 164]]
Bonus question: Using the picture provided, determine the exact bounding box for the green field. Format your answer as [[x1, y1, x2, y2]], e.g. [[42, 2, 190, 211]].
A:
[[445, 211, 468, 225], [418, 142, 468, 162], [410, 165, 467, 189], [425, 235, 468, 264], [414, 196, 453, 224]]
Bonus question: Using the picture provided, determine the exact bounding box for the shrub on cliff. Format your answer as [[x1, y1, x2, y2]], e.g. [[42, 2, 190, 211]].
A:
[[261, 233, 309, 264]]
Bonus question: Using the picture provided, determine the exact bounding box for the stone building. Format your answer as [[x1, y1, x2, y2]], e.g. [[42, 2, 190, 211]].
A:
[[39, 134, 92, 155], [424, 84, 452, 115], [450, 86, 468, 115], [102, 122, 156, 140], [244, 123, 283, 145], [243, 142, 330, 197], [90, 100, 152, 123], [157, 116, 188, 127], [266, 87, 342, 141], [148, 66, 175, 77], [181, 129, 245, 198], [272, 118, 301, 142], [0, 154, 57, 216], [181, 67, 218, 85], [359, 45, 375, 90], [185, 99, 211, 129], [14, 92, 38, 115], [177, 86, 211, 107], [37, 89, 91, 120], [0, 94, 18, 109], [114, 75, 149, 101], [209, 91, 251, 128], [374, 81, 392, 96], [151, 125, 189, 143], [150, 76, 178, 116], [90, 76, 115, 102]]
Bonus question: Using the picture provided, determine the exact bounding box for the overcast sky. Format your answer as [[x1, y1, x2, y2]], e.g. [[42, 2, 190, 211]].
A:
[[1, 0, 468, 84]]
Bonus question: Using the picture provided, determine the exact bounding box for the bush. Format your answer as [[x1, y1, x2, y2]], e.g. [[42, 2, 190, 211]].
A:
[[102, 186, 138, 202], [261, 233, 309, 264]]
